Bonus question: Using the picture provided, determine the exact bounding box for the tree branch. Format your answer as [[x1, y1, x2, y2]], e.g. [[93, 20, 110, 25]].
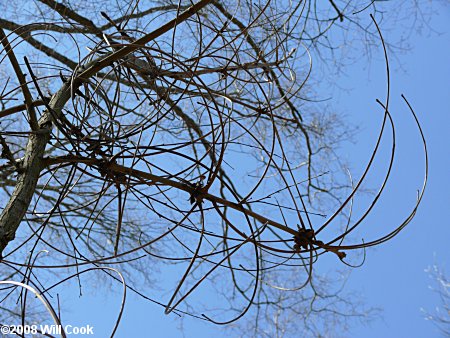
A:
[[0, 0, 213, 258]]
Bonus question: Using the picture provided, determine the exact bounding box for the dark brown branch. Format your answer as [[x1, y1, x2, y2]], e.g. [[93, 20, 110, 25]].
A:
[[0, 0, 213, 258], [0, 28, 38, 130]]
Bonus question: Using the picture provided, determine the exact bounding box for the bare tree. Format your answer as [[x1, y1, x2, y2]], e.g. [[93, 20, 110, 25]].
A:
[[0, 0, 428, 336], [423, 264, 450, 337]]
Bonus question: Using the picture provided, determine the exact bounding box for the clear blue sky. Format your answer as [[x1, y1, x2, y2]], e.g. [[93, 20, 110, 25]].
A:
[[50, 3, 450, 338]]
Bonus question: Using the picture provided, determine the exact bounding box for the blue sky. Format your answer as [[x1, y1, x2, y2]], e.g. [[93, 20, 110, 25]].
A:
[[24, 3, 449, 338]]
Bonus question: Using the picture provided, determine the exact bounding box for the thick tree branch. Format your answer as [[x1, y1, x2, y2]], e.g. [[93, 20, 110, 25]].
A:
[[0, 0, 213, 258]]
